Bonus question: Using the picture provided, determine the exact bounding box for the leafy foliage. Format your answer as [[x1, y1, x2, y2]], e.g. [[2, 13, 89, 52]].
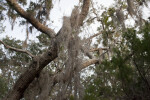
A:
[[84, 22, 150, 100], [0, 76, 8, 99]]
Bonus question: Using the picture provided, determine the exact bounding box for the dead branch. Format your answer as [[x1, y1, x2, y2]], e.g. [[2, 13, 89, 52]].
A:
[[86, 32, 102, 41], [6, 0, 56, 38], [89, 48, 108, 52], [0, 40, 35, 58]]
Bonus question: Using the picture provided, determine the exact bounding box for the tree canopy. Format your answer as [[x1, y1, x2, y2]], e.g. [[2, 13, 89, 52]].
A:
[[0, 0, 150, 100]]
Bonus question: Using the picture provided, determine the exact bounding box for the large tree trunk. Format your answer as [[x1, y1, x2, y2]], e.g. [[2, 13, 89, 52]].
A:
[[4, 42, 58, 100]]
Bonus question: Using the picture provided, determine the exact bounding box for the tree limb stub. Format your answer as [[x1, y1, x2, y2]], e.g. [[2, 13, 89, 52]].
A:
[[6, 0, 56, 38]]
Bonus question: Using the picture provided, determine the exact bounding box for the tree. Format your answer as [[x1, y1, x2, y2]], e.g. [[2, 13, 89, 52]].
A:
[[0, 0, 150, 100]]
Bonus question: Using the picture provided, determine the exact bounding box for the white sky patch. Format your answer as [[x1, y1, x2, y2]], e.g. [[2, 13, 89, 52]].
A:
[[142, 5, 150, 20], [49, 0, 79, 32], [2, 21, 27, 40], [96, 0, 114, 8], [0, 69, 2, 74], [125, 18, 135, 27]]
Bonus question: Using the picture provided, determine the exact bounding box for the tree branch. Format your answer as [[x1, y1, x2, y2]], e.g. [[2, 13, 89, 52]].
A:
[[6, 0, 56, 38], [78, 0, 91, 26], [133, 58, 150, 90], [81, 32, 102, 59], [51, 58, 99, 92], [0, 40, 35, 58]]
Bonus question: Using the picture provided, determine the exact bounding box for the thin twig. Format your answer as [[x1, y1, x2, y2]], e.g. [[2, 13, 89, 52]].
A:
[[133, 58, 150, 90], [0, 40, 35, 58], [91, 1, 105, 30], [85, 32, 102, 42], [89, 48, 108, 52]]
